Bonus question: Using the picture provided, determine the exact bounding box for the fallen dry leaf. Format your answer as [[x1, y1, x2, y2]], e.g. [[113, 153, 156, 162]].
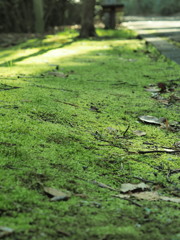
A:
[[120, 182, 150, 193], [144, 82, 168, 93], [132, 191, 161, 200], [44, 187, 71, 201], [160, 195, 180, 203], [114, 191, 180, 203], [151, 94, 170, 105], [145, 86, 160, 93], [0, 226, 14, 238], [139, 115, 166, 125], [133, 130, 146, 137]]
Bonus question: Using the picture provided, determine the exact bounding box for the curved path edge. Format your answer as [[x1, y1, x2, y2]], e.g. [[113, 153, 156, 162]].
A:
[[123, 19, 180, 65]]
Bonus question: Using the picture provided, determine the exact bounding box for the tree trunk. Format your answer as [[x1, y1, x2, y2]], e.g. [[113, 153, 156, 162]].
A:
[[33, 0, 44, 33], [79, 0, 96, 38]]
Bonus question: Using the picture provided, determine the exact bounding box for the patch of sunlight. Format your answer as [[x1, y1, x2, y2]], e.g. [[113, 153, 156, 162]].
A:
[[17, 43, 108, 65], [43, 37, 69, 45], [0, 37, 142, 76], [17, 49, 77, 65], [14, 38, 142, 68], [0, 48, 40, 65]]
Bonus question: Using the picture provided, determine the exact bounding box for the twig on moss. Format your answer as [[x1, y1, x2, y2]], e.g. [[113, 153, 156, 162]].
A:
[[132, 176, 155, 184], [123, 125, 130, 137], [138, 150, 180, 154], [54, 99, 79, 108]]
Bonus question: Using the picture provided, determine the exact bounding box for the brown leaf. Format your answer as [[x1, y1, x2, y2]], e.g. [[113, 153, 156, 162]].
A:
[[157, 82, 167, 93], [120, 182, 150, 193], [44, 187, 71, 201], [133, 130, 146, 136]]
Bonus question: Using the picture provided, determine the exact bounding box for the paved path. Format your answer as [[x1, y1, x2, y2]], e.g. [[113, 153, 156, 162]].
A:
[[123, 17, 180, 64]]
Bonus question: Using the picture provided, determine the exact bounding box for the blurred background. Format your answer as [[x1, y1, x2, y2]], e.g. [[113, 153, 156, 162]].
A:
[[0, 0, 179, 33]]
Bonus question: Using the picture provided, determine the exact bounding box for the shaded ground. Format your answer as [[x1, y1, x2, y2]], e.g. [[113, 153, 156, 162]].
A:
[[0, 28, 180, 240]]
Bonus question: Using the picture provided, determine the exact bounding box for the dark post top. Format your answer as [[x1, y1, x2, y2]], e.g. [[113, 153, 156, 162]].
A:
[[101, 0, 124, 9], [101, 0, 124, 7]]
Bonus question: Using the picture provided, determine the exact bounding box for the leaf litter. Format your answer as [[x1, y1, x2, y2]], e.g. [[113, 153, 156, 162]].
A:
[[114, 182, 180, 203], [114, 191, 180, 203], [120, 182, 150, 193], [0, 227, 14, 238], [144, 79, 180, 109], [139, 115, 180, 132], [43, 187, 71, 201], [139, 115, 167, 125], [43, 186, 87, 201]]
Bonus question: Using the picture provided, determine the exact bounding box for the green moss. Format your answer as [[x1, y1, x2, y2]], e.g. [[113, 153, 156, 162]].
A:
[[0, 28, 179, 239]]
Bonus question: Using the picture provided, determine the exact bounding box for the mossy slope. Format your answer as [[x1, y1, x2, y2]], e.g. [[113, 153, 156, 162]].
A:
[[0, 28, 179, 240]]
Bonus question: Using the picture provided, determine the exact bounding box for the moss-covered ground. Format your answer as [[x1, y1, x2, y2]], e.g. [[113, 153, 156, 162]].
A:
[[0, 28, 180, 240]]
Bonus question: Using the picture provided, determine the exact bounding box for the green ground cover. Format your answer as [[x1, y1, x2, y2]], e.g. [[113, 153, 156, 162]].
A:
[[0, 28, 180, 240]]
